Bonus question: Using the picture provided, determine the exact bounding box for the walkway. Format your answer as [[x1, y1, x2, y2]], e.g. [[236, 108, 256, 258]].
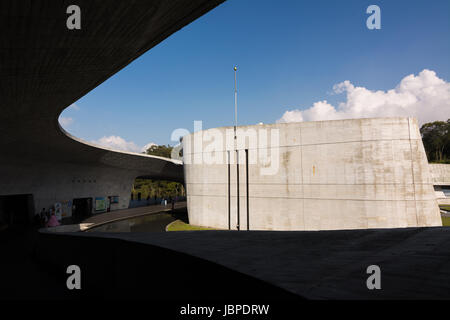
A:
[[82, 201, 186, 227]]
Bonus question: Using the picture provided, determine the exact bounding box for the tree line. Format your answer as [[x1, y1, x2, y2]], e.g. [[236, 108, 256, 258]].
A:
[[420, 119, 450, 163], [131, 144, 184, 201]]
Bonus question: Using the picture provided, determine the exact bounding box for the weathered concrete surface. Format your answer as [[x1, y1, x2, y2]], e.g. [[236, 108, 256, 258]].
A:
[[69, 227, 450, 299], [183, 118, 442, 230], [429, 164, 450, 205], [430, 164, 450, 186], [0, 1, 223, 216], [433, 185, 450, 206]]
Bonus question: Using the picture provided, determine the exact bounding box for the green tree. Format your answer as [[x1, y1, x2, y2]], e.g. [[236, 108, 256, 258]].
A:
[[144, 144, 173, 158], [420, 120, 450, 163], [132, 144, 185, 201]]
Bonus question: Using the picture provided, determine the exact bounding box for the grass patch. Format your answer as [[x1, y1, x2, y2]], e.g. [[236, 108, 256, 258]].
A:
[[440, 205, 450, 211], [442, 217, 450, 227], [166, 220, 218, 231]]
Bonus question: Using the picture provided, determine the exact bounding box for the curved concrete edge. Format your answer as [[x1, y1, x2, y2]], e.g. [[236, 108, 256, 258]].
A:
[[40, 223, 95, 233], [83, 209, 173, 232], [58, 123, 182, 166], [165, 219, 182, 232]]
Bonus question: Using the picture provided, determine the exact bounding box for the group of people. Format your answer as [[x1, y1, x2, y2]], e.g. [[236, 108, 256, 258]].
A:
[[33, 207, 60, 228], [160, 196, 177, 210], [142, 195, 178, 209]]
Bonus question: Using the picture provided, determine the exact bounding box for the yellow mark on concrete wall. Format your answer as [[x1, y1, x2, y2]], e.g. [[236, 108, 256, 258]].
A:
[[313, 166, 315, 175]]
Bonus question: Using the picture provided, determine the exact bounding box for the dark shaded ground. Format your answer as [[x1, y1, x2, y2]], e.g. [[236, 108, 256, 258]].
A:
[[0, 227, 68, 299], [0, 216, 301, 304], [33, 230, 301, 302], [72, 226, 450, 300], [3, 219, 450, 301]]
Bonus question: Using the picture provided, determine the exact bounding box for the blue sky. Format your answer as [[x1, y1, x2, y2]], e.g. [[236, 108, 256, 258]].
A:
[[60, 0, 450, 151]]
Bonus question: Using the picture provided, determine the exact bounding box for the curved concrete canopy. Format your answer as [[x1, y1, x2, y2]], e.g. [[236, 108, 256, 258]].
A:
[[0, 0, 224, 183], [0, 0, 224, 214]]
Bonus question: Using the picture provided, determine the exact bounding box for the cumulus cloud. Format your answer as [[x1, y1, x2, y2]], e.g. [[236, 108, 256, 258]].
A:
[[59, 117, 74, 127], [277, 69, 450, 125], [91, 135, 157, 154]]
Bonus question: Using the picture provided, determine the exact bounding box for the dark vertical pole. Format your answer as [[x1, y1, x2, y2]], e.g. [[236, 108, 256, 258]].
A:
[[246, 149, 249, 231], [227, 151, 231, 230], [236, 150, 240, 231]]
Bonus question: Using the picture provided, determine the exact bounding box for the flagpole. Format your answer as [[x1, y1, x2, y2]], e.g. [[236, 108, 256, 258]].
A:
[[234, 66, 237, 139], [234, 66, 239, 230]]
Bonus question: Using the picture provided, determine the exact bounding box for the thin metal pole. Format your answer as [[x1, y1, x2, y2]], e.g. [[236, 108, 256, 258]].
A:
[[227, 151, 231, 230], [236, 150, 240, 231], [234, 66, 237, 138], [246, 149, 249, 231], [234, 66, 239, 231]]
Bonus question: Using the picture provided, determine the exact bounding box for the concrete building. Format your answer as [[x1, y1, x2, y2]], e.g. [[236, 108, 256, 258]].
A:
[[183, 117, 443, 231], [430, 164, 450, 205], [0, 0, 223, 224], [0, 1, 447, 231]]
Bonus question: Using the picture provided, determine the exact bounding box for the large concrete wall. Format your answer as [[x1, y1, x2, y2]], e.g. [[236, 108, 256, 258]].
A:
[[182, 117, 442, 231]]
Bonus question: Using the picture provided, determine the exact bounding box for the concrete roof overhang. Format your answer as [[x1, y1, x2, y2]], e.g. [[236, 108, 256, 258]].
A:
[[0, 0, 225, 183]]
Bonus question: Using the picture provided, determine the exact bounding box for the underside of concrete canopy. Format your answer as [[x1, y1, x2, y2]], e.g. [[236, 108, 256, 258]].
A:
[[0, 0, 224, 219]]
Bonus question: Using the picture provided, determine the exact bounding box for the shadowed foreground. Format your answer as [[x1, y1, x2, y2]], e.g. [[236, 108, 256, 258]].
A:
[[3, 226, 450, 300], [60, 227, 450, 299]]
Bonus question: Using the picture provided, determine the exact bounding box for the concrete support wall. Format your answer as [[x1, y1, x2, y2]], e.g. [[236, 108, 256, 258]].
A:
[[0, 161, 137, 220], [182, 117, 442, 231]]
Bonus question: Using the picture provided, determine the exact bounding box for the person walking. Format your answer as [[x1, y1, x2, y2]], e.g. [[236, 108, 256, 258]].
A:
[[171, 196, 175, 211]]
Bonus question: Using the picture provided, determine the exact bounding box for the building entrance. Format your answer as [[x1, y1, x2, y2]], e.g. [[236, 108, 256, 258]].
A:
[[0, 194, 34, 227], [72, 198, 92, 223]]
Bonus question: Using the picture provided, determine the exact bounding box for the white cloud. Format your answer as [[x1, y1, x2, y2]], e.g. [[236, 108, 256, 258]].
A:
[[59, 104, 79, 128], [91, 135, 157, 154], [277, 69, 450, 125], [59, 117, 74, 127], [91, 136, 140, 153], [68, 103, 80, 111]]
